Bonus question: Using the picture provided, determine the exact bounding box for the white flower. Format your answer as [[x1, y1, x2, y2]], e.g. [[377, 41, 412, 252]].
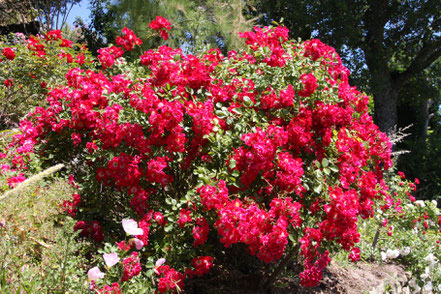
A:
[[415, 200, 425, 207], [386, 248, 400, 259], [420, 273, 430, 280], [423, 281, 433, 293], [134, 238, 144, 250], [400, 247, 411, 256], [431, 200, 437, 207], [424, 253, 437, 268], [381, 251, 387, 261], [103, 253, 120, 267], [122, 219, 144, 236], [88, 266, 105, 281]]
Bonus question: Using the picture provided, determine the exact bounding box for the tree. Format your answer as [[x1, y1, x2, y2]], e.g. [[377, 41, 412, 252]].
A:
[[0, 0, 81, 32], [0, 0, 35, 26], [396, 61, 441, 200], [253, 0, 441, 135], [80, 0, 256, 55], [34, 0, 81, 31]]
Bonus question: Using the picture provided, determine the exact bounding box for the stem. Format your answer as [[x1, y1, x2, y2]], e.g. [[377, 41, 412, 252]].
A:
[[262, 244, 299, 290], [371, 222, 382, 254]]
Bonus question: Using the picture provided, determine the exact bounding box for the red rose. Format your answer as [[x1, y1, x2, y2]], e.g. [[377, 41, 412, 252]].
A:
[[2, 47, 15, 60], [149, 16, 171, 40], [298, 73, 318, 97]]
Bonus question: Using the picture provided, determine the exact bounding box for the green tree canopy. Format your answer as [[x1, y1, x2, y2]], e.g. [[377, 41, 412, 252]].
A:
[[81, 0, 256, 55], [254, 0, 441, 135]]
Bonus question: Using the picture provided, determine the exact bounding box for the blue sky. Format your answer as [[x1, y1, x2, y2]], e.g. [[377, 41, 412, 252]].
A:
[[66, 0, 91, 26]]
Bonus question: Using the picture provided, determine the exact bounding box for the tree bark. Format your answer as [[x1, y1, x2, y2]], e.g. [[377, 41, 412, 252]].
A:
[[372, 82, 399, 135]]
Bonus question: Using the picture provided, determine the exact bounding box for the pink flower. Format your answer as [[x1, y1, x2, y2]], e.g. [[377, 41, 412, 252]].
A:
[[116, 27, 142, 51], [122, 219, 144, 236], [121, 252, 141, 282], [103, 253, 120, 267], [177, 209, 192, 228], [7, 173, 26, 187], [133, 238, 144, 250], [4, 79, 13, 87], [88, 266, 105, 281]]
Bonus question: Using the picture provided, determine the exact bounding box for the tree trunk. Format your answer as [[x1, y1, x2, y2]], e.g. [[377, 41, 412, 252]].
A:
[[420, 98, 433, 144], [373, 85, 399, 135]]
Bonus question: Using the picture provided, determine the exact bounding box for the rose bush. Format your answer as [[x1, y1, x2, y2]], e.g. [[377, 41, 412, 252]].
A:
[[0, 31, 93, 129], [2, 20, 415, 292]]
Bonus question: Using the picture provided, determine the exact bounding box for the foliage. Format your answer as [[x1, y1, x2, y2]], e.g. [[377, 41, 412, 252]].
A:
[[0, 19, 406, 293], [252, 0, 441, 135], [0, 30, 93, 129], [78, 0, 256, 56], [34, 0, 82, 31], [252, 0, 441, 201], [353, 170, 441, 293], [396, 60, 441, 201], [75, 0, 121, 55], [0, 171, 89, 293], [0, 0, 37, 26]]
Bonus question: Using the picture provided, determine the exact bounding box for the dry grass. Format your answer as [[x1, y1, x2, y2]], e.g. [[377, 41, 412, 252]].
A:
[[0, 174, 89, 293]]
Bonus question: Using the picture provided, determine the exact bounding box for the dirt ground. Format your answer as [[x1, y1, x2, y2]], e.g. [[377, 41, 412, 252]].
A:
[[184, 262, 407, 294]]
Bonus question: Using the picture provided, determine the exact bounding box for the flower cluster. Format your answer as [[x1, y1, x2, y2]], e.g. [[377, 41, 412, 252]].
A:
[[156, 264, 185, 293], [73, 220, 104, 242], [149, 16, 172, 40], [3, 21, 399, 292], [2, 47, 15, 60], [121, 252, 142, 282], [116, 27, 143, 51]]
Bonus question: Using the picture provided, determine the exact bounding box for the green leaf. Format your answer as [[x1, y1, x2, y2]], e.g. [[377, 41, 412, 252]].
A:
[[243, 96, 253, 107], [313, 184, 323, 194]]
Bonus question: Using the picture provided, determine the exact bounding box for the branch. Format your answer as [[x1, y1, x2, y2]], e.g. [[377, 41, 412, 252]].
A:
[[60, 1, 75, 31], [395, 38, 441, 87], [363, 0, 391, 67], [262, 244, 299, 289]]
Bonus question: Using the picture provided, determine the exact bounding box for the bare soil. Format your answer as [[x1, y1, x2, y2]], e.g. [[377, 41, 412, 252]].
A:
[[184, 262, 407, 294]]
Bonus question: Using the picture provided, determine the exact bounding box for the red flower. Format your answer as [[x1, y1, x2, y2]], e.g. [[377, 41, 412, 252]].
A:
[[121, 252, 142, 282], [2, 47, 15, 60], [115, 27, 142, 51], [149, 16, 171, 40], [348, 247, 361, 262], [60, 39, 73, 48], [4, 79, 13, 87], [298, 73, 318, 97], [46, 30, 62, 40]]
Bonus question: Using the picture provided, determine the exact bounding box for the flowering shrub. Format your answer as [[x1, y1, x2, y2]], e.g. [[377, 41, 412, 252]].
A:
[[3, 19, 403, 292], [356, 170, 441, 293], [0, 31, 93, 128]]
